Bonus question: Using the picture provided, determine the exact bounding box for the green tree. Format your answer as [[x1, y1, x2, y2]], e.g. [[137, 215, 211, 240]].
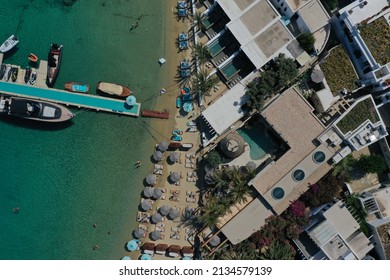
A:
[[191, 68, 218, 101], [357, 154, 388, 174], [192, 42, 210, 65], [190, 11, 205, 33], [297, 32, 316, 53], [259, 240, 296, 260], [332, 154, 355, 180], [205, 150, 223, 168]]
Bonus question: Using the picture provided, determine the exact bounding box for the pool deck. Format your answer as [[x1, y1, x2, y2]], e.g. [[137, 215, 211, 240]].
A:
[[0, 54, 140, 117]]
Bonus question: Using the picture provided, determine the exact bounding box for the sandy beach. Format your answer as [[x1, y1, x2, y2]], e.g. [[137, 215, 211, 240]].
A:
[[126, 0, 202, 260]]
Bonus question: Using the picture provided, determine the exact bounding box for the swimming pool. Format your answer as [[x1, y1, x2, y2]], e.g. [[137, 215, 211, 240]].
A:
[[221, 60, 240, 79], [237, 122, 276, 160], [208, 38, 224, 57]]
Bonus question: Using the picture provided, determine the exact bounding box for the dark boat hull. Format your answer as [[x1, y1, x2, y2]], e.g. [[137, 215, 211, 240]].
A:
[[46, 44, 63, 88]]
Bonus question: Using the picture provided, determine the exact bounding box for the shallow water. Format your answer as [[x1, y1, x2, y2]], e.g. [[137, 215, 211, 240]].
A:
[[0, 0, 167, 259]]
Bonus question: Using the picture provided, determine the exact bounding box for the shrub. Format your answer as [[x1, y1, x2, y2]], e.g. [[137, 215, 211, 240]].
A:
[[297, 32, 316, 53], [357, 154, 388, 174]]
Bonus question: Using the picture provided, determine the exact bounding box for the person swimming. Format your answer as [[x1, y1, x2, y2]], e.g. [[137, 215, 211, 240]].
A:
[[13, 207, 20, 213]]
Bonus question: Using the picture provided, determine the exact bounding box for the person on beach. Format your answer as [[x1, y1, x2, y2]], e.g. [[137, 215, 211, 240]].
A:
[[135, 161, 141, 166], [93, 244, 99, 250], [93, 223, 97, 228]]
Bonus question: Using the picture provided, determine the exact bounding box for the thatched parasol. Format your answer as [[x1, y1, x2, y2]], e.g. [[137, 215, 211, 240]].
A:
[[168, 208, 180, 219], [153, 188, 163, 200], [150, 230, 162, 241], [153, 150, 164, 162], [133, 228, 146, 239], [170, 172, 181, 183], [209, 236, 221, 247], [143, 187, 154, 198], [169, 152, 180, 163], [219, 133, 245, 158], [157, 141, 169, 152], [145, 174, 157, 185], [140, 199, 152, 211], [151, 212, 163, 224], [159, 205, 171, 216]]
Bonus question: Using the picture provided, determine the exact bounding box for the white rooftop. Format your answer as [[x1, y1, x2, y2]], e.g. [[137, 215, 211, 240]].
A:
[[297, 0, 330, 33], [339, 0, 390, 24], [201, 82, 248, 135]]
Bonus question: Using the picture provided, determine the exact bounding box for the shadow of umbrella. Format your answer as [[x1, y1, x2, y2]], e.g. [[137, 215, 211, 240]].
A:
[[157, 141, 169, 152], [143, 187, 154, 198], [145, 174, 157, 185]]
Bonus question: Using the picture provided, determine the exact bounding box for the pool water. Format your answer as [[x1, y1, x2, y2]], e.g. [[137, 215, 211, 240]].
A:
[[208, 39, 224, 57], [221, 61, 240, 79], [237, 122, 276, 160]]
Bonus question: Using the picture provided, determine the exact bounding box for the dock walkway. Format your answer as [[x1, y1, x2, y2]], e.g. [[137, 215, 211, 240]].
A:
[[0, 53, 140, 117]]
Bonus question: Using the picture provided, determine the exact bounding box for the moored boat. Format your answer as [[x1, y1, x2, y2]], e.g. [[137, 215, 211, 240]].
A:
[[4, 66, 12, 82], [29, 71, 37, 85], [0, 35, 19, 53], [11, 67, 18, 82], [0, 95, 74, 122], [0, 64, 6, 80], [97, 82, 131, 97], [24, 67, 32, 84], [46, 43, 63, 87], [28, 53, 38, 63], [64, 82, 89, 93]]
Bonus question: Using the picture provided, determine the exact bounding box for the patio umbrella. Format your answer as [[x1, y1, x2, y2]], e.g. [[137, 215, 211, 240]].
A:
[[246, 161, 256, 171], [170, 172, 180, 183], [121, 256, 131, 260], [140, 199, 152, 211], [209, 236, 220, 247], [153, 150, 164, 162], [183, 102, 193, 113], [168, 208, 180, 220], [145, 174, 156, 185], [151, 212, 163, 224], [125, 96, 136, 106], [133, 228, 146, 239], [140, 253, 152, 260], [150, 230, 162, 241], [159, 205, 171, 216], [311, 67, 325, 83], [143, 187, 154, 198], [157, 141, 169, 152], [153, 188, 163, 200], [169, 152, 180, 163], [127, 239, 141, 251]]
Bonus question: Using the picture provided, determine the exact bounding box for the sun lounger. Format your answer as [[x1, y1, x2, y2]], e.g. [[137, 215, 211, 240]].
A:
[[171, 227, 180, 232], [153, 169, 163, 175], [186, 235, 195, 242], [170, 233, 180, 239]]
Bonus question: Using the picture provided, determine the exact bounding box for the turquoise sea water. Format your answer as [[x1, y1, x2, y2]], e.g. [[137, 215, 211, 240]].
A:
[[0, 0, 168, 259]]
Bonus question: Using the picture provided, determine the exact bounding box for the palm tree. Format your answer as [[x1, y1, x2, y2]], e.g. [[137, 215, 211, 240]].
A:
[[196, 207, 220, 229], [192, 42, 210, 65], [212, 241, 258, 260], [332, 154, 355, 179], [229, 184, 250, 205], [191, 68, 218, 101], [190, 11, 205, 33]]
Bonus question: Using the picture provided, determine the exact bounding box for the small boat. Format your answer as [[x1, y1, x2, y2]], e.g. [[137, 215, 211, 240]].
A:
[[171, 134, 183, 141], [11, 67, 18, 82], [141, 109, 169, 119], [46, 43, 63, 87], [172, 129, 183, 135], [0, 64, 6, 80], [64, 82, 89, 93], [28, 53, 38, 63], [97, 82, 131, 97], [29, 71, 37, 85], [169, 142, 182, 150], [181, 143, 193, 150], [0, 95, 74, 122], [24, 67, 32, 84], [4, 66, 12, 82], [0, 35, 19, 53]]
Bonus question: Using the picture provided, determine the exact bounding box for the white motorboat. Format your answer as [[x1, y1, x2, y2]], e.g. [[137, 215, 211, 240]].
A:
[[0, 35, 19, 53]]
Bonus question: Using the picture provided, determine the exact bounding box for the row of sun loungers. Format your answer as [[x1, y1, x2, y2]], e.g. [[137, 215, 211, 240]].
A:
[[153, 164, 164, 175]]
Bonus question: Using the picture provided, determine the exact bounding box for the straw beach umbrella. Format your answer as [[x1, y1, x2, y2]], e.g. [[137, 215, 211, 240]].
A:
[[143, 187, 154, 198], [150, 230, 162, 241], [169, 152, 180, 163], [153, 151, 164, 162], [159, 205, 171, 216], [140, 200, 152, 211], [133, 228, 146, 239], [157, 141, 169, 152], [246, 161, 256, 171], [209, 236, 220, 247], [170, 172, 180, 183], [145, 174, 157, 185], [153, 188, 163, 200], [151, 212, 163, 224], [168, 208, 180, 220]]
